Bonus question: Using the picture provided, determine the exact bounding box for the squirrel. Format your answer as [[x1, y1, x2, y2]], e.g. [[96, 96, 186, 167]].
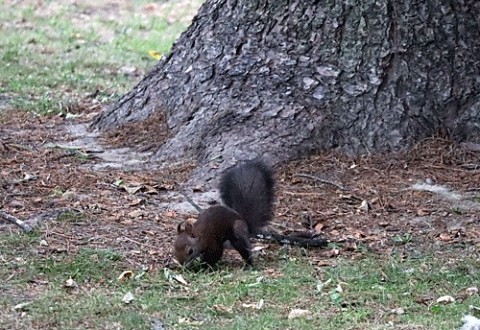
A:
[[174, 159, 275, 268]]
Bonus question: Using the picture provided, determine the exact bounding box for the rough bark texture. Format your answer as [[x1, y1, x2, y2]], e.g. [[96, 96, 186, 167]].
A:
[[91, 0, 480, 182]]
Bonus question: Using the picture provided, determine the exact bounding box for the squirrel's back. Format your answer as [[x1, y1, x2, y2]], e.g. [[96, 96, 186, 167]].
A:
[[219, 159, 275, 234]]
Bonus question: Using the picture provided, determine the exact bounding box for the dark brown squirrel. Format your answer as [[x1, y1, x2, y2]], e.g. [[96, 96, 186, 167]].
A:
[[174, 159, 275, 267]]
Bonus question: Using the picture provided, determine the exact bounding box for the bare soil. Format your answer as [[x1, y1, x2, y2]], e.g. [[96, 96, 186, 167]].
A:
[[1, 106, 480, 270]]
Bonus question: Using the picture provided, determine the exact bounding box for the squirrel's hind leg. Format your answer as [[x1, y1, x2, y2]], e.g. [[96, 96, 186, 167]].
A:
[[231, 220, 253, 266]]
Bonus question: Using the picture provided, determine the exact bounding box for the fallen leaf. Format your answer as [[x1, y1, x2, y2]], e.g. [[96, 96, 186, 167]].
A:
[[316, 278, 332, 292], [416, 209, 431, 216], [13, 302, 32, 311], [390, 307, 405, 315], [358, 200, 370, 212], [128, 210, 146, 218], [242, 299, 264, 310], [124, 185, 143, 195], [314, 222, 324, 233], [316, 260, 333, 267], [335, 283, 344, 293], [64, 278, 77, 288], [144, 185, 159, 194], [178, 317, 204, 326], [144, 3, 158, 12], [119, 65, 138, 76], [164, 210, 177, 218], [251, 244, 267, 252], [466, 287, 479, 296], [263, 268, 283, 279], [148, 50, 162, 60], [128, 198, 144, 206], [118, 271, 134, 281], [438, 233, 452, 241], [288, 309, 311, 319], [436, 295, 455, 304], [212, 304, 233, 313], [172, 274, 189, 286], [246, 276, 264, 287], [122, 292, 135, 304], [113, 179, 124, 186]]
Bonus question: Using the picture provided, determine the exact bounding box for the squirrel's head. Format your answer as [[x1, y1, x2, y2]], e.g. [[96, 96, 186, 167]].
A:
[[174, 221, 200, 267]]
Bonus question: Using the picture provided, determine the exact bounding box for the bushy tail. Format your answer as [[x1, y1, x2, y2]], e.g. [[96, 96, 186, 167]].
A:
[[219, 159, 275, 234]]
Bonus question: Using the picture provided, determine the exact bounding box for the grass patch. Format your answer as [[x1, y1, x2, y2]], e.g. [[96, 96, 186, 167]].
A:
[[0, 0, 204, 113], [1, 233, 478, 329]]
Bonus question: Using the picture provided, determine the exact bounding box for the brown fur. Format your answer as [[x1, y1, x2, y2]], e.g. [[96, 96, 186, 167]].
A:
[[174, 205, 251, 267]]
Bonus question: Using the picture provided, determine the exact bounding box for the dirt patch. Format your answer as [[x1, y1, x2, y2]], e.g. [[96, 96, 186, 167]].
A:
[[0, 107, 195, 269], [1, 108, 480, 269], [100, 111, 171, 152]]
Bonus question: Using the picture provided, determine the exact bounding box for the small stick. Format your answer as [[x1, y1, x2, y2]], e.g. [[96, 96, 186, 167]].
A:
[[178, 190, 204, 213], [295, 173, 347, 191], [0, 210, 33, 233]]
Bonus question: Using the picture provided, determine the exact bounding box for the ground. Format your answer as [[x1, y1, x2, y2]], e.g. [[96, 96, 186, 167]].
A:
[[1, 1, 479, 329], [2, 106, 480, 269], [1, 106, 479, 329]]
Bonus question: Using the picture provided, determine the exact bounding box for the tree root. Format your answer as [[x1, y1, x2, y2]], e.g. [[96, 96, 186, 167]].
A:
[[254, 231, 329, 248]]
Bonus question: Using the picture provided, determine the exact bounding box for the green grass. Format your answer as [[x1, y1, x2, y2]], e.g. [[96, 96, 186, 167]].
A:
[[0, 0, 203, 113], [1, 231, 478, 329]]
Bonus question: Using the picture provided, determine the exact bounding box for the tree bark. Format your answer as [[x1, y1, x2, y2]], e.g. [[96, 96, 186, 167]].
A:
[[91, 0, 480, 182]]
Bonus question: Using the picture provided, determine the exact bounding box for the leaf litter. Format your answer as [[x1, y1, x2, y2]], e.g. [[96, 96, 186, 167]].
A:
[[1, 106, 480, 270]]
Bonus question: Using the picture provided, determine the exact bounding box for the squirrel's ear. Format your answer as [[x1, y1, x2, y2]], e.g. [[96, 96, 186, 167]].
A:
[[177, 221, 194, 234], [184, 221, 194, 234], [177, 222, 186, 233]]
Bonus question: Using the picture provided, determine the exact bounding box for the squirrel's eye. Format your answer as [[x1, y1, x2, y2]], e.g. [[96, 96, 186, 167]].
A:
[[187, 247, 194, 256]]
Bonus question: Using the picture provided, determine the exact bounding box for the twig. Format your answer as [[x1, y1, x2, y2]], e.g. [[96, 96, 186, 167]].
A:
[[295, 173, 347, 191], [177, 190, 204, 213], [283, 191, 325, 196], [0, 210, 33, 233]]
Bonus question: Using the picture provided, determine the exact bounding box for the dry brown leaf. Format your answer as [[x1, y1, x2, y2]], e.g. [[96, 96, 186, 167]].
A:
[[118, 271, 134, 281], [164, 210, 177, 218], [264, 268, 283, 279], [212, 304, 233, 313], [316, 260, 333, 267], [128, 210, 146, 218], [438, 233, 452, 241], [314, 222, 324, 233], [416, 209, 431, 216], [124, 185, 143, 195], [144, 185, 159, 194], [128, 198, 144, 206]]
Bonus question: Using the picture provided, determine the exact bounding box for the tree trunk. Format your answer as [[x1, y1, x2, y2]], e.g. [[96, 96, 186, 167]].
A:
[[91, 0, 480, 182]]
